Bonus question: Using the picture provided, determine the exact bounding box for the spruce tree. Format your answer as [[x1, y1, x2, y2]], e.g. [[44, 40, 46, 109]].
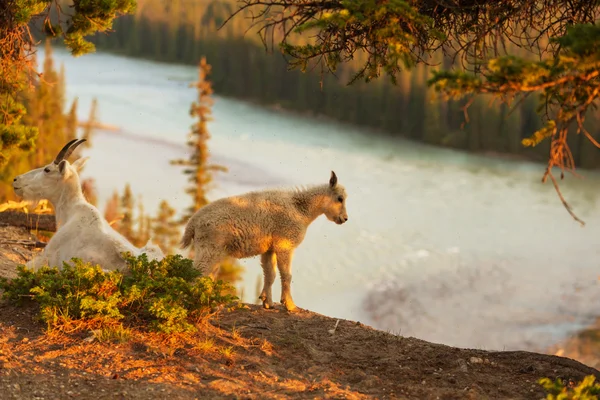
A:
[[81, 178, 98, 207], [120, 184, 136, 242], [81, 98, 99, 147], [0, 0, 136, 166], [172, 57, 226, 219], [65, 98, 79, 141], [151, 200, 180, 255], [172, 57, 244, 290], [136, 196, 151, 248], [104, 191, 122, 229]]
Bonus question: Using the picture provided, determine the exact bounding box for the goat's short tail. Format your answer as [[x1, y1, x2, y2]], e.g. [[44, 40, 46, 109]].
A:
[[180, 223, 194, 250]]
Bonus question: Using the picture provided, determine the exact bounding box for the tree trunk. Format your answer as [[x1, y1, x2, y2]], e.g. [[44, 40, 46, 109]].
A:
[[0, 211, 56, 232]]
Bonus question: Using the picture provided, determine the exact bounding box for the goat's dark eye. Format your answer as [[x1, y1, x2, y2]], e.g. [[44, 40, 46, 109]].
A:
[[337, 196, 344, 203], [44, 168, 50, 173]]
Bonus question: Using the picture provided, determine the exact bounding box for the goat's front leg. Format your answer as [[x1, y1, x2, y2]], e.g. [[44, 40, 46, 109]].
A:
[[25, 252, 49, 271], [259, 251, 277, 309], [275, 249, 297, 312]]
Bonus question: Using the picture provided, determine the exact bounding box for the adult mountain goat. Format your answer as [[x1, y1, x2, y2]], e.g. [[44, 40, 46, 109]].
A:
[[181, 171, 349, 311], [12, 139, 164, 271]]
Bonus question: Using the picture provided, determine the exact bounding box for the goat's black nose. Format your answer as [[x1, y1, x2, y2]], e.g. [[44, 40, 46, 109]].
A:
[[13, 178, 17, 182]]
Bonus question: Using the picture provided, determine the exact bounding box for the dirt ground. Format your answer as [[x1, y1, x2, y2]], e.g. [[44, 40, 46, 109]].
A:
[[0, 225, 41, 279], [1, 225, 600, 400]]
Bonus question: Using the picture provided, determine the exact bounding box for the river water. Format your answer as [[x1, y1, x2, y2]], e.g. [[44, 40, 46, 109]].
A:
[[36, 47, 600, 352]]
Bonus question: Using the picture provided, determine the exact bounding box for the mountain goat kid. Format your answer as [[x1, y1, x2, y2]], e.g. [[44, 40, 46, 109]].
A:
[[12, 139, 164, 271], [181, 171, 349, 312]]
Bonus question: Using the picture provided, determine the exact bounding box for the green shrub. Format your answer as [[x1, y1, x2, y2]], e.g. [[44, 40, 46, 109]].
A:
[[539, 375, 600, 400], [0, 253, 239, 334]]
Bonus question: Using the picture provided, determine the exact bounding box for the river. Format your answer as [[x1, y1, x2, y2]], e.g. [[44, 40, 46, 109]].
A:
[[36, 47, 600, 352]]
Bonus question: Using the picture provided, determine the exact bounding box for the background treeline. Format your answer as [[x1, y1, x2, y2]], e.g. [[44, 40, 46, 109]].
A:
[[0, 39, 88, 201], [71, 0, 600, 168], [0, 38, 245, 297]]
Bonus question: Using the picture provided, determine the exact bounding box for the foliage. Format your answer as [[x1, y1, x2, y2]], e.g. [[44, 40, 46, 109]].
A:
[[152, 199, 180, 255], [136, 197, 151, 248], [104, 185, 177, 250], [172, 57, 227, 220], [276, 0, 442, 84], [90, 1, 600, 178], [228, 0, 599, 83], [81, 177, 98, 206], [104, 190, 122, 228], [539, 375, 600, 400], [0, 0, 136, 167], [0, 254, 239, 334], [0, 40, 76, 202], [171, 56, 244, 294], [120, 183, 136, 242], [225, 0, 600, 224], [79, 97, 98, 150], [214, 257, 245, 297], [429, 23, 600, 225]]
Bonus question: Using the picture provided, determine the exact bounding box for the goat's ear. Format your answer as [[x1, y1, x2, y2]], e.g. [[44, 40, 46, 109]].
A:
[[72, 156, 89, 173], [329, 170, 338, 188], [58, 160, 69, 176]]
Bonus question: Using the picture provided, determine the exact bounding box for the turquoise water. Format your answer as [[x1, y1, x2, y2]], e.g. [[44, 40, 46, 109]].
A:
[[35, 47, 600, 351]]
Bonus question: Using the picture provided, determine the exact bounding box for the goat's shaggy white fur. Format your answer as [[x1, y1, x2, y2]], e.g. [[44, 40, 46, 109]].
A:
[[181, 171, 349, 311], [12, 139, 164, 271]]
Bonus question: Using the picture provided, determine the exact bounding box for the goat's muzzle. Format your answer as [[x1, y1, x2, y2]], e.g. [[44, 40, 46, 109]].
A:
[[336, 215, 348, 225], [12, 181, 23, 196]]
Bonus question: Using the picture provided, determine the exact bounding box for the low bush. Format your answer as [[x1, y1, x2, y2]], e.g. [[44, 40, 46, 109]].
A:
[[0, 253, 239, 334], [539, 375, 600, 400]]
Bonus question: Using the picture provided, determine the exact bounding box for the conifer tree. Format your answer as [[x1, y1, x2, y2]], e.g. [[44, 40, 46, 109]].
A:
[[69, 96, 98, 160], [172, 57, 227, 219], [135, 195, 151, 247], [86, 0, 600, 183], [23, 39, 68, 167], [82, 98, 98, 146], [120, 184, 136, 242], [151, 200, 180, 255], [65, 98, 79, 141], [81, 178, 98, 207], [0, 0, 136, 166], [104, 191, 122, 229], [172, 57, 244, 289]]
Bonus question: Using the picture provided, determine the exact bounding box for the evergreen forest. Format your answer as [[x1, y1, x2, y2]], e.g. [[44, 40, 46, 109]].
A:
[[78, 0, 600, 170]]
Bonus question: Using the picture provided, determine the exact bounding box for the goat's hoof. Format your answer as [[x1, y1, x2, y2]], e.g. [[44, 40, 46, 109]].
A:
[[262, 301, 275, 310], [282, 300, 297, 312], [261, 296, 274, 309]]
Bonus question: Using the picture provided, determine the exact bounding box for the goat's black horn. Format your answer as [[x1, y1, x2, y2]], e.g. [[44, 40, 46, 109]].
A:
[[53, 139, 79, 164], [61, 139, 87, 161], [53, 139, 87, 164]]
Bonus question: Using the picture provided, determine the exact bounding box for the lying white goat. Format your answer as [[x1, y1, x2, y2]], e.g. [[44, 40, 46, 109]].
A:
[[12, 139, 164, 271]]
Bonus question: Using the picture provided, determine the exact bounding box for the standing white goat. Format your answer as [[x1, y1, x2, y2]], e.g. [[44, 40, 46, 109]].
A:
[[180, 171, 349, 312], [12, 139, 164, 271]]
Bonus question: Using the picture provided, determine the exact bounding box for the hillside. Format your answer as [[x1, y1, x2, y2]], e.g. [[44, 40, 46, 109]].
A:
[[1, 224, 599, 400]]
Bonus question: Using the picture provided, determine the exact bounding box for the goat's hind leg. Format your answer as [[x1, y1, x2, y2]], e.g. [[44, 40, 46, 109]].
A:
[[259, 251, 277, 309], [275, 250, 297, 312], [193, 244, 224, 280]]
